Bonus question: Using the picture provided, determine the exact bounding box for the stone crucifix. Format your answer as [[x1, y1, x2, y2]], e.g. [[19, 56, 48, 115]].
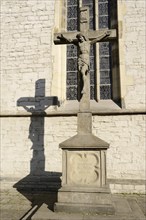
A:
[[54, 7, 116, 214], [54, 7, 117, 111]]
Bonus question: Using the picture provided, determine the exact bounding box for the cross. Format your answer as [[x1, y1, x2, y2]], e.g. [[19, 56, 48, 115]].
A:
[[17, 79, 58, 175], [17, 79, 58, 114], [54, 7, 117, 112]]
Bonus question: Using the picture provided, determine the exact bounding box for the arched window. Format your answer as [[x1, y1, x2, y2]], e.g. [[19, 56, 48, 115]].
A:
[[66, 0, 121, 105]]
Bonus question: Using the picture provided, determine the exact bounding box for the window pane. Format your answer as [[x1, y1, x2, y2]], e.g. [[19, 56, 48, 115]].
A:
[[67, 86, 78, 100], [100, 85, 111, 99], [67, 72, 77, 85], [66, 0, 78, 100], [67, 58, 78, 71], [98, 3, 108, 15], [98, 0, 112, 100], [67, 19, 78, 31], [99, 42, 110, 56], [67, 45, 78, 57], [67, 0, 78, 6], [67, 6, 78, 18]]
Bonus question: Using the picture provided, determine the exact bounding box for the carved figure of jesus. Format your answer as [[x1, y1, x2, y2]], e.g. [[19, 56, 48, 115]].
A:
[[58, 31, 110, 94]]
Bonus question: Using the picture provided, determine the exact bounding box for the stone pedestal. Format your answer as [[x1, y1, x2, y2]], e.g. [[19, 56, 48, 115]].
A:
[[54, 113, 115, 214], [55, 190, 114, 214]]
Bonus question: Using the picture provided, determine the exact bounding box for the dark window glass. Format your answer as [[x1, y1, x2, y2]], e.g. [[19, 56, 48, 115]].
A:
[[98, 0, 112, 99], [66, 1, 78, 100]]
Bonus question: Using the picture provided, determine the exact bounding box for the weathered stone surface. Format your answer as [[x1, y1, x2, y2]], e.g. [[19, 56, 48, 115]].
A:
[[32, 194, 145, 219], [59, 134, 109, 149], [77, 112, 92, 134], [66, 150, 101, 186], [56, 113, 112, 214], [61, 149, 107, 187], [57, 191, 113, 204], [1, 191, 145, 220], [54, 29, 117, 44], [54, 203, 115, 215]]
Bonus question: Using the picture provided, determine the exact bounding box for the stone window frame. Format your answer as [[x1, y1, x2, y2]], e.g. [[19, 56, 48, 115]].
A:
[[51, 0, 123, 112]]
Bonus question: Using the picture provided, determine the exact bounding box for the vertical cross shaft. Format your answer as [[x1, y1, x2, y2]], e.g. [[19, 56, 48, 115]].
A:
[[79, 7, 90, 112], [77, 7, 92, 135]]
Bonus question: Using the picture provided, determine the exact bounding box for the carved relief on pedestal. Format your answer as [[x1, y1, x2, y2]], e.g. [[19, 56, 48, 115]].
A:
[[67, 151, 100, 186]]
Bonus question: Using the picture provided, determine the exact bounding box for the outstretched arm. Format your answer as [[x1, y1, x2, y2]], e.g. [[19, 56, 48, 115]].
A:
[[57, 34, 72, 43], [90, 30, 111, 44]]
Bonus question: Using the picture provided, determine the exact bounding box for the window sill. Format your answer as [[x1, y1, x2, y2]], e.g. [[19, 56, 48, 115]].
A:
[[45, 100, 145, 116], [56, 100, 121, 114], [1, 100, 145, 116]]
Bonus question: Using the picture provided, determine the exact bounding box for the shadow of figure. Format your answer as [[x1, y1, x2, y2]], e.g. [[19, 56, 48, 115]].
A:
[[14, 79, 61, 219]]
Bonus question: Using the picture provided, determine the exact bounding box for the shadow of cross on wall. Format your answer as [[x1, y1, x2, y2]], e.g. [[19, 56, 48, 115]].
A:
[[17, 79, 59, 175]]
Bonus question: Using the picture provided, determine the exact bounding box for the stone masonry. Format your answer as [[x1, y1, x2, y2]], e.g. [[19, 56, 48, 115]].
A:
[[0, 0, 145, 205], [1, 0, 145, 113], [1, 115, 145, 193]]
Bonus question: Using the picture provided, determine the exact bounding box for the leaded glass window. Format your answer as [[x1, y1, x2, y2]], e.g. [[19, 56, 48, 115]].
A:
[[66, 0, 78, 100], [66, 0, 112, 100], [98, 0, 112, 99]]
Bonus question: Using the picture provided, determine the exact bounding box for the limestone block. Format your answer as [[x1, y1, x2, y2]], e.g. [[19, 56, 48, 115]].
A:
[[62, 150, 107, 187]]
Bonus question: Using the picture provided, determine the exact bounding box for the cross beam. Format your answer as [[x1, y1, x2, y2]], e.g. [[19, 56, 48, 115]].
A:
[[54, 29, 117, 45], [17, 79, 58, 113]]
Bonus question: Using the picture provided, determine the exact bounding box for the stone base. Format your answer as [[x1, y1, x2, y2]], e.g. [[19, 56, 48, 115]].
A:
[[54, 187, 115, 215], [57, 111, 115, 215], [54, 203, 115, 215]]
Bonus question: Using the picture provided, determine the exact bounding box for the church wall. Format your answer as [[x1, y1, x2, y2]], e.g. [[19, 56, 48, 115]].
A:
[[1, 115, 145, 193], [1, 0, 145, 195], [118, 0, 145, 109], [1, 0, 55, 115], [1, 0, 145, 115]]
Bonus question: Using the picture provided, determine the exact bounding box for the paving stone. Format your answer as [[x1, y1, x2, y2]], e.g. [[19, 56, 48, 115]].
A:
[[0, 193, 145, 220], [136, 195, 146, 215]]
